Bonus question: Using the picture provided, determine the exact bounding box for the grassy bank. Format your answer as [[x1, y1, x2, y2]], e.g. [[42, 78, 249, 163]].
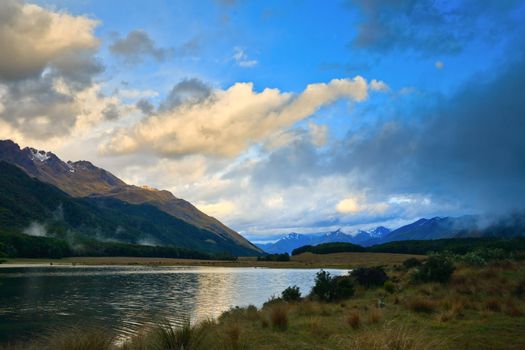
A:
[[1, 252, 424, 269], [2, 257, 524, 350]]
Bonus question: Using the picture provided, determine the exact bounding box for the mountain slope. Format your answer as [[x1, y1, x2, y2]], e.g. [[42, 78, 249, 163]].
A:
[[0, 140, 261, 254], [373, 215, 525, 245], [0, 161, 258, 256]]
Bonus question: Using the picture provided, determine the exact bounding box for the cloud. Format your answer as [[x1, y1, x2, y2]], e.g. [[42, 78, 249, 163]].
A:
[[0, 0, 99, 81], [196, 200, 236, 217], [100, 76, 373, 157], [347, 0, 522, 55], [159, 78, 212, 111], [0, 0, 112, 141], [109, 30, 171, 63], [233, 47, 258, 68]]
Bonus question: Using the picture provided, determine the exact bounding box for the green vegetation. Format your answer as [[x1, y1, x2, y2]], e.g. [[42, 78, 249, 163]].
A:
[[292, 242, 365, 255], [367, 237, 525, 255], [4, 256, 525, 350], [0, 229, 236, 261], [257, 253, 290, 261], [412, 255, 455, 283], [310, 270, 355, 302], [281, 285, 301, 302], [350, 267, 389, 288], [0, 161, 259, 257], [290, 237, 525, 258]]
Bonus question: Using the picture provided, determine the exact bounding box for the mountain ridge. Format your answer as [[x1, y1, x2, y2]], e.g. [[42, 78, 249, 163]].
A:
[[0, 139, 262, 255]]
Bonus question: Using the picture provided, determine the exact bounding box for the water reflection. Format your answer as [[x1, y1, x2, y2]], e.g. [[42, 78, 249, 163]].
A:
[[0, 265, 346, 343]]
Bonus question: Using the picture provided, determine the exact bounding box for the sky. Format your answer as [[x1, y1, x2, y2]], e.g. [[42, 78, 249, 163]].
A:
[[1, 0, 525, 243]]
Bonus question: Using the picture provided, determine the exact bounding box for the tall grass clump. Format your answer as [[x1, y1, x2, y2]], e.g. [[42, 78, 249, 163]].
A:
[[350, 324, 441, 350], [151, 321, 209, 350], [269, 304, 289, 331]]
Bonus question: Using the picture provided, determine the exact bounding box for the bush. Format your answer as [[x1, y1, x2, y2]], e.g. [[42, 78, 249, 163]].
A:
[[403, 258, 422, 269], [310, 270, 355, 302], [281, 285, 301, 302], [351, 267, 388, 288], [384, 281, 396, 293], [413, 255, 455, 284]]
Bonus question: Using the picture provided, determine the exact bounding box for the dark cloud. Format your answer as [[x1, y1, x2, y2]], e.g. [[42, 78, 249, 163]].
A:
[[136, 99, 155, 115], [242, 55, 525, 216], [159, 78, 212, 111], [102, 104, 120, 120], [346, 0, 522, 55], [109, 30, 171, 63]]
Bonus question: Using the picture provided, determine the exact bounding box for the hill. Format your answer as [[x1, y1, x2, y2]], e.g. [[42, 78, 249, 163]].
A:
[[0, 161, 258, 256], [0, 140, 261, 255]]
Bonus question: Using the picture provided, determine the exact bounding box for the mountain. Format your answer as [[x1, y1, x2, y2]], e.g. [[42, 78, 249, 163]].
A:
[[0, 140, 262, 255], [0, 161, 258, 256], [371, 215, 525, 245], [257, 227, 391, 254]]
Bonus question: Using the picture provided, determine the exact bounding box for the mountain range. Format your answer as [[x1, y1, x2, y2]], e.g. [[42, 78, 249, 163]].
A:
[[256, 227, 391, 254], [0, 140, 262, 256], [257, 215, 525, 254]]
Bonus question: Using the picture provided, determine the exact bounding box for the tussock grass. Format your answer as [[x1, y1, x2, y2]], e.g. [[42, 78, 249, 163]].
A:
[[349, 324, 442, 350], [406, 297, 438, 314], [269, 303, 289, 331], [346, 311, 361, 329]]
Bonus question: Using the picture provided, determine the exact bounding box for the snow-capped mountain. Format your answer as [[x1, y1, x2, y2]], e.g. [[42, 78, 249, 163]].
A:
[[256, 227, 391, 254]]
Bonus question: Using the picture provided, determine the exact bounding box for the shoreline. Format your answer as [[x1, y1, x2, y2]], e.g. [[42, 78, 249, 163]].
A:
[[0, 252, 425, 269]]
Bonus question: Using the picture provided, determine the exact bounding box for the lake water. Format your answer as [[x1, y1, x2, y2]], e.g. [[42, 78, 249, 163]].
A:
[[0, 265, 346, 344]]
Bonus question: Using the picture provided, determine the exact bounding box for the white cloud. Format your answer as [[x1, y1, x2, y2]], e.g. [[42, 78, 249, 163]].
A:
[[196, 200, 236, 218], [232, 47, 258, 68], [100, 77, 371, 157], [370, 79, 389, 92]]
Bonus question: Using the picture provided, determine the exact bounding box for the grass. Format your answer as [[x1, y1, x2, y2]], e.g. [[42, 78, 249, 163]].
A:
[[1, 251, 425, 269], [1, 260, 525, 350]]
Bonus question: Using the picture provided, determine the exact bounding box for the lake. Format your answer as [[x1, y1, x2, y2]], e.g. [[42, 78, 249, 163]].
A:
[[0, 265, 346, 344]]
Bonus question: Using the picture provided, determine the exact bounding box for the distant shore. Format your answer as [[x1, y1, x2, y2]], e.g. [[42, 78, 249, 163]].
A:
[[0, 252, 424, 269]]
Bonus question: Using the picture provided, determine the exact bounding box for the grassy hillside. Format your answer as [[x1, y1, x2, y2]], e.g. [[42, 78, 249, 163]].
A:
[[0, 161, 258, 256]]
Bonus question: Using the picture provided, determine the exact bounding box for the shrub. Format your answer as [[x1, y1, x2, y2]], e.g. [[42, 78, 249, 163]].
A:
[[384, 281, 396, 294], [413, 255, 455, 284], [351, 267, 389, 288], [270, 304, 288, 331], [281, 285, 301, 302], [403, 257, 422, 269], [310, 270, 355, 302]]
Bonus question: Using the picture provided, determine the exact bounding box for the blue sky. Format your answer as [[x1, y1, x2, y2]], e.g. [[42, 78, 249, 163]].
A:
[[2, 0, 525, 241]]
